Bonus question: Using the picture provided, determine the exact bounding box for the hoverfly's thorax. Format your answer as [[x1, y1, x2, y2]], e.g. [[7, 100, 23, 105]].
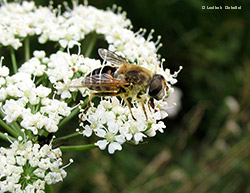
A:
[[121, 64, 153, 86]]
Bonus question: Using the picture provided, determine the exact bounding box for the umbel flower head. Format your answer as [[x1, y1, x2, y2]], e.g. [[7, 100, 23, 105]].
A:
[[0, 135, 70, 193], [0, 2, 181, 186]]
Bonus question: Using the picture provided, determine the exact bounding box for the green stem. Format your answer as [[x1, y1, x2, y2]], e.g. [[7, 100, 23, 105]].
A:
[[84, 33, 98, 57], [10, 48, 18, 73], [0, 131, 16, 142], [60, 144, 96, 151], [35, 102, 41, 113], [0, 108, 22, 135], [58, 107, 79, 128], [54, 132, 80, 143], [45, 184, 54, 193], [10, 122, 23, 136], [0, 119, 19, 138], [24, 37, 30, 61]]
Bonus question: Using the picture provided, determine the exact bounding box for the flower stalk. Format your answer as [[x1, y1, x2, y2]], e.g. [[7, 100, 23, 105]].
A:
[[58, 105, 79, 128], [10, 48, 18, 73], [54, 132, 80, 143], [83, 33, 98, 57], [60, 144, 97, 151], [0, 131, 16, 142], [24, 37, 30, 61], [0, 118, 19, 138]]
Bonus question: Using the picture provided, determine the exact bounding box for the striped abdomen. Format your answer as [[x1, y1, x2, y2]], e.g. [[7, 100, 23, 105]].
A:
[[82, 66, 121, 92]]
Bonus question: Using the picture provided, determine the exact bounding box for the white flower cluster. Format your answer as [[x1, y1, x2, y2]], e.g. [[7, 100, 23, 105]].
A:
[[46, 50, 102, 99], [0, 1, 160, 67], [79, 97, 169, 154], [0, 52, 72, 134], [0, 139, 67, 193], [0, 1, 130, 49], [66, 4, 163, 68], [0, 57, 9, 101], [0, 1, 37, 49]]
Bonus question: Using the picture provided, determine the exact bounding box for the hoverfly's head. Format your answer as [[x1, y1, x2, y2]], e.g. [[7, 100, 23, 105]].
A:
[[148, 74, 168, 101]]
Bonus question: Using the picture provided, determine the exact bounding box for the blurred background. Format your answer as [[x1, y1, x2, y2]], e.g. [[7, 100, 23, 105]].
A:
[[2, 0, 250, 192]]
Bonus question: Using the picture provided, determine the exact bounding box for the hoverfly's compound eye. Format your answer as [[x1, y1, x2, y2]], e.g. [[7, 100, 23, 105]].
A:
[[148, 74, 166, 100]]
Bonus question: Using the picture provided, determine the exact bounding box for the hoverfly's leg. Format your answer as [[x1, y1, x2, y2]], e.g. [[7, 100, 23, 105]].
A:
[[141, 100, 148, 121], [91, 92, 120, 97], [82, 91, 138, 121], [84, 92, 120, 113], [147, 101, 151, 111], [148, 98, 155, 110], [79, 94, 94, 120], [83, 94, 94, 114], [121, 96, 136, 121], [79, 94, 94, 122], [81, 93, 119, 120]]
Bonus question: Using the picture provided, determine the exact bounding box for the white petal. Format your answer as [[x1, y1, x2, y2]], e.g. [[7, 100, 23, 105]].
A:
[[153, 111, 162, 120], [68, 40, 80, 48], [115, 135, 126, 144], [108, 142, 122, 154], [134, 133, 146, 144], [125, 133, 133, 140], [95, 128, 106, 138], [61, 90, 71, 99], [96, 140, 108, 150], [83, 125, 92, 137], [107, 122, 118, 134], [146, 128, 157, 137], [59, 39, 68, 48]]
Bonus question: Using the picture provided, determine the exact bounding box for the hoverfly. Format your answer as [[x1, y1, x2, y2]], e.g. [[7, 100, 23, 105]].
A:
[[71, 48, 169, 120]]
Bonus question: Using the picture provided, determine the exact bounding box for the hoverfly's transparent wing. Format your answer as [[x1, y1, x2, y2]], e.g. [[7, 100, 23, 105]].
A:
[[68, 74, 130, 89], [68, 78, 85, 88], [82, 73, 130, 87], [98, 48, 128, 66]]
